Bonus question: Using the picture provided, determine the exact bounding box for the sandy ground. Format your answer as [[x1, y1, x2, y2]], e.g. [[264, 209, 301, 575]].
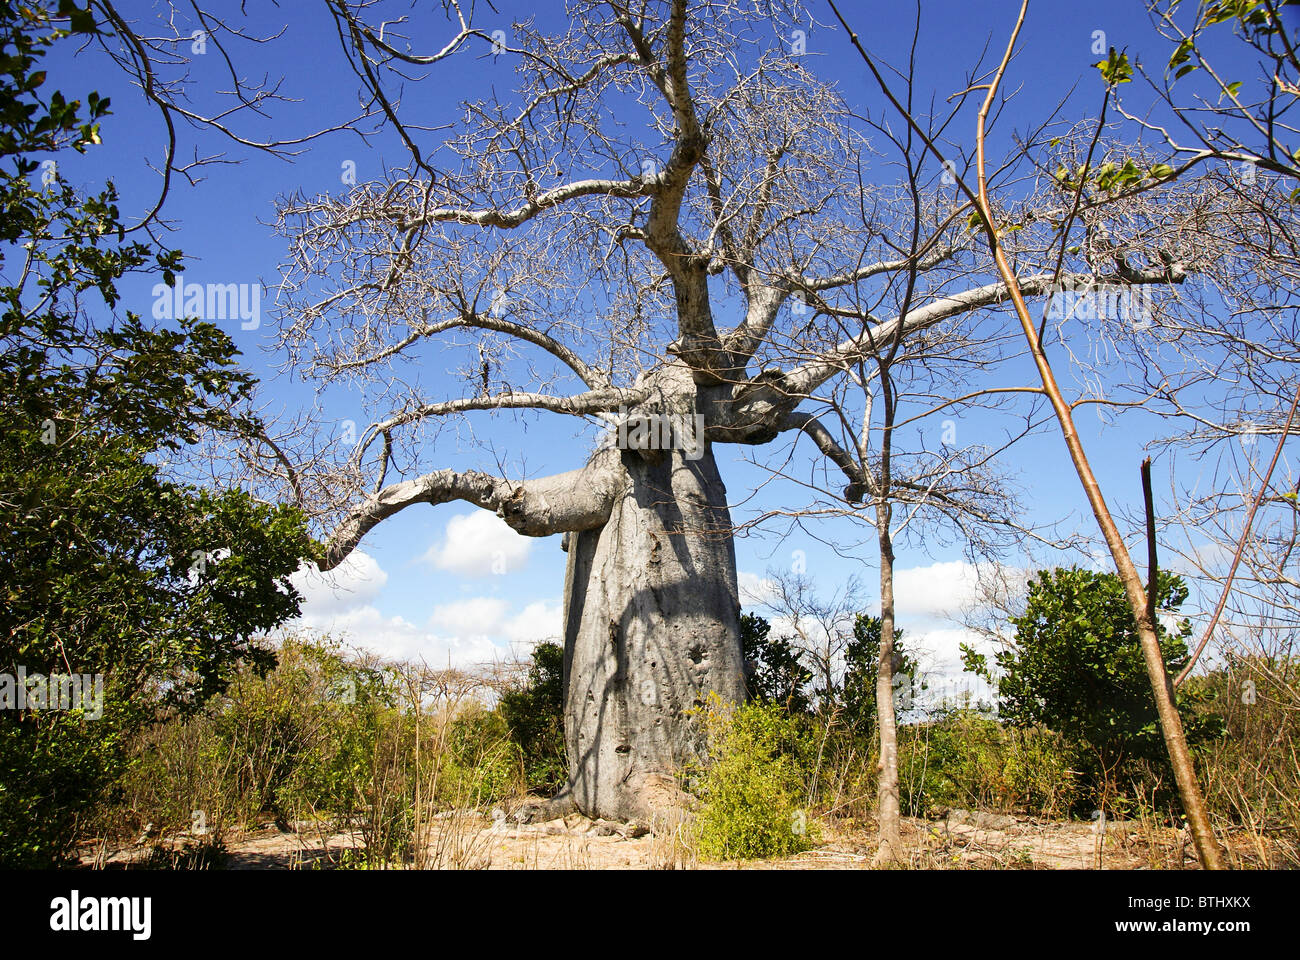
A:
[[83, 805, 1283, 870]]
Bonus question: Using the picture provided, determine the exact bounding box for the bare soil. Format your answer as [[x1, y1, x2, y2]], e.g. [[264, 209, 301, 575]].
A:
[[80, 806, 1285, 869]]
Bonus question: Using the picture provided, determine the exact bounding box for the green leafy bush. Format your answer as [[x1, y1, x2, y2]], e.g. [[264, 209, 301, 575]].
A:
[[109, 641, 370, 846], [498, 641, 567, 793], [693, 695, 820, 860], [898, 709, 1077, 818], [0, 2, 314, 867], [0, 711, 123, 867], [439, 707, 522, 806], [740, 614, 813, 713], [962, 567, 1223, 811], [840, 614, 918, 736], [252, 644, 392, 823]]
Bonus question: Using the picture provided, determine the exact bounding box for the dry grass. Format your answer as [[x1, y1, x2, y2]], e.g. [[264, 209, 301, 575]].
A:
[[82, 640, 1300, 871]]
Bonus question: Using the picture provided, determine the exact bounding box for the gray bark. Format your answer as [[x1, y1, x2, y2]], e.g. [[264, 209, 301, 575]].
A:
[[873, 502, 903, 865], [325, 363, 766, 823], [557, 443, 746, 822]]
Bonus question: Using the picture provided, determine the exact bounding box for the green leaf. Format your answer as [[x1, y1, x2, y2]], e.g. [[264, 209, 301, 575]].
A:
[[66, 6, 98, 33], [1095, 47, 1132, 85], [1206, 3, 1237, 25]]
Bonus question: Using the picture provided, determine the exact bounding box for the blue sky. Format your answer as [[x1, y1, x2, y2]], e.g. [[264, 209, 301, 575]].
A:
[[31, 1, 1284, 697]]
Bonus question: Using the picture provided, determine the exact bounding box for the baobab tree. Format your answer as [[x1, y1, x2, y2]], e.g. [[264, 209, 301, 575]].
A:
[[251, 0, 1207, 824], [69, 0, 1249, 836], [276, 0, 877, 822]]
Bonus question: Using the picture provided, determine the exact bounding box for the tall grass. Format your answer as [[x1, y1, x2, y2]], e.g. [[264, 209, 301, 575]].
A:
[[96, 637, 531, 868], [87, 640, 1300, 869]]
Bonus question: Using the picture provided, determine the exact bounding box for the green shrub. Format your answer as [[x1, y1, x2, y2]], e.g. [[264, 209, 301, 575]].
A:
[[101, 641, 542, 868], [109, 639, 408, 862], [693, 695, 820, 860], [439, 707, 522, 806], [271, 644, 398, 823], [0, 2, 314, 868], [498, 642, 567, 793], [114, 710, 247, 842], [962, 567, 1223, 811], [0, 710, 123, 867], [740, 614, 813, 713], [839, 615, 917, 737], [898, 709, 1076, 818]]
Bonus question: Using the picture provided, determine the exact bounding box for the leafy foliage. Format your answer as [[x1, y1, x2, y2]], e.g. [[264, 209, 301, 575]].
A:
[[898, 709, 1078, 818], [740, 611, 918, 733], [1132, 2, 1300, 197], [117, 639, 525, 867], [440, 708, 522, 807], [739, 613, 812, 712], [498, 641, 567, 793], [0, 0, 315, 867], [1094, 46, 1133, 85], [840, 614, 917, 735], [693, 694, 820, 861], [962, 568, 1223, 805]]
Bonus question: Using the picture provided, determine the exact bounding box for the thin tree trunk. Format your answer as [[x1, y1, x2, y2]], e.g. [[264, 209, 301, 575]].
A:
[[968, 0, 1224, 869], [873, 502, 903, 865]]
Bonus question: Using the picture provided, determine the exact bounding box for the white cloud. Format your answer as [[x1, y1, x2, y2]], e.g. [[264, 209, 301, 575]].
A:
[[737, 570, 778, 607], [289, 551, 387, 617], [420, 511, 533, 577], [765, 614, 799, 642], [503, 601, 564, 646], [910, 627, 987, 677], [892, 560, 1032, 624], [428, 596, 510, 637], [905, 627, 999, 714], [293, 603, 499, 666], [424, 596, 564, 656], [288, 550, 557, 667], [891, 560, 982, 621]]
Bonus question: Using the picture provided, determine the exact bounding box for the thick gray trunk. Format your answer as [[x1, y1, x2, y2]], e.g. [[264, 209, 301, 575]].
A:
[[558, 444, 745, 822]]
